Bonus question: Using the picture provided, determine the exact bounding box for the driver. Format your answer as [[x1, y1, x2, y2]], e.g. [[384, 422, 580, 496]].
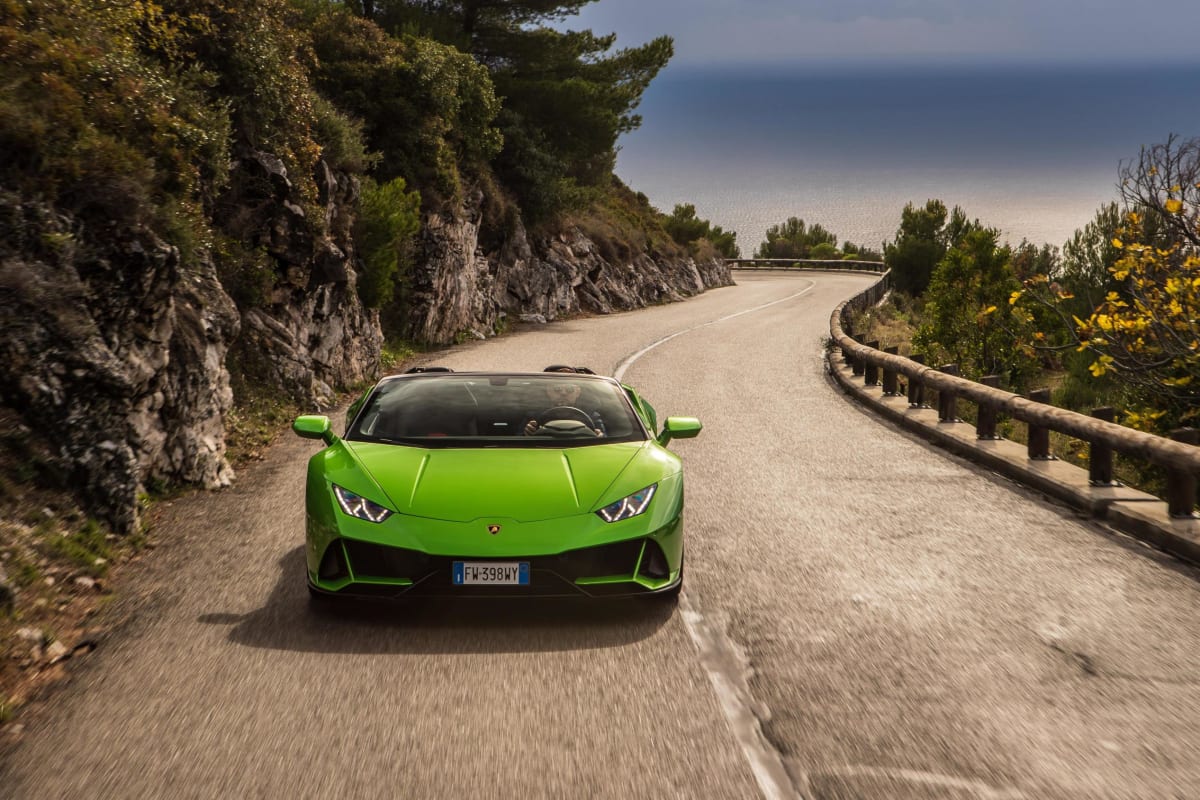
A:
[[523, 380, 605, 437]]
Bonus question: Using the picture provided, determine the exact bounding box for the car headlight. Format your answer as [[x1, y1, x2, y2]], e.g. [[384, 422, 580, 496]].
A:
[[595, 484, 656, 523], [333, 484, 393, 523]]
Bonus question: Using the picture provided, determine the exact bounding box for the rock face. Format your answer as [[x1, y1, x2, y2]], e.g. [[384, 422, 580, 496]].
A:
[[0, 150, 379, 533], [0, 193, 239, 533], [404, 190, 733, 344], [1, 160, 730, 534], [222, 151, 381, 409]]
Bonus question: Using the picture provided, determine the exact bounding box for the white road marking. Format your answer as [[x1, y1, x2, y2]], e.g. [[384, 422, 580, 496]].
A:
[[614, 279, 820, 800], [613, 282, 815, 382], [680, 598, 799, 800]]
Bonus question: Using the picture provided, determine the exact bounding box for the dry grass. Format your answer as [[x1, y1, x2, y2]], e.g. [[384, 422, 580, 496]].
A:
[[0, 407, 142, 728], [850, 296, 920, 355]]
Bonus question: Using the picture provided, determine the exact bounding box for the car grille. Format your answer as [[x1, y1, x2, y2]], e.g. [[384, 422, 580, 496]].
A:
[[332, 536, 651, 597]]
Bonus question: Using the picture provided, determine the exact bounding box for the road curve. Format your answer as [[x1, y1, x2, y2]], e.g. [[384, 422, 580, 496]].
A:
[[2, 272, 1198, 799]]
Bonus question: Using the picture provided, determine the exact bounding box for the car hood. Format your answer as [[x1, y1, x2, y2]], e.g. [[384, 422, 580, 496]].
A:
[[346, 441, 652, 522]]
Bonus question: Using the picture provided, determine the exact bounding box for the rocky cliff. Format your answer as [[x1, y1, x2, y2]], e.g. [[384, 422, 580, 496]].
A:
[[404, 189, 732, 344], [0, 193, 239, 535], [1, 156, 731, 534]]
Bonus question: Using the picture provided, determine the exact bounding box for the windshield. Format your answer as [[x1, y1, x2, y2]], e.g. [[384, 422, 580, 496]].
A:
[[347, 374, 648, 448]]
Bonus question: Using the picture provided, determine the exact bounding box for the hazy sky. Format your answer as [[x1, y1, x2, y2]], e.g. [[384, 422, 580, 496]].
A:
[[568, 0, 1200, 67]]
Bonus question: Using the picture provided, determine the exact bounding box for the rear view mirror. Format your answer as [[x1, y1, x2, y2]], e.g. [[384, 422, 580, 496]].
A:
[[658, 416, 702, 446], [293, 415, 336, 445]]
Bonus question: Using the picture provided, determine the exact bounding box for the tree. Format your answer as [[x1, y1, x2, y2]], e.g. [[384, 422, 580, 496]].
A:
[[1012, 136, 1200, 431], [884, 200, 984, 295], [842, 241, 883, 261], [354, 176, 422, 308], [1057, 214, 1199, 429], [360, 1, 672, 223], [308, 8, 501, 202], [1118, 134, 1200, 249], [489, 29, 671, 210], [1060, 203, 1123, 301], [663, 204, 739, 258], [364, 1, 595, 49], [884, 200, 948, 295], [754, 217, 836, 259], [913, 227, 1031, 383]]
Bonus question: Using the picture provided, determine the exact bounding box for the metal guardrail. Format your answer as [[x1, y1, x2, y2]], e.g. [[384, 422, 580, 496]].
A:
[[727, 258, 886, 273], [830, 271, 1199, 516]]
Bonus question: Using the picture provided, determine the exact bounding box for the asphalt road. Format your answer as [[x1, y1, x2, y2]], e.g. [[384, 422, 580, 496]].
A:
[[3, 272, 1199, 799]]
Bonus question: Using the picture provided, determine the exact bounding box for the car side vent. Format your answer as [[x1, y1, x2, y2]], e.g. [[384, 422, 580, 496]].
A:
[[318, 540, 350, 581], [637, 539, 670, 580]]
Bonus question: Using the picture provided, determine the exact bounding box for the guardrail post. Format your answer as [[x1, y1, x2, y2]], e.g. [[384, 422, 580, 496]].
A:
[[1027, 388, 1054, 460], [976, 375, 1002, 439], [851, 334, 865, 376], [864, 341, 880, 386], [1167, 428, 1199, 517], [1088, 407, 1116, 485], [907, 354, 926, 408], [937, 364, 959, 422], [882, 346, 900, 395]]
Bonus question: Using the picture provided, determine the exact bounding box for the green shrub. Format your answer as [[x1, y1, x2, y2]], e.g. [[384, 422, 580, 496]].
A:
[[310, 94, 378, 175], [308, 10, 501, 204], [809, 242, 840, 260], [354, 176, 421, 308], [213, 235, 277, 309], [662, 203, 740, 258]]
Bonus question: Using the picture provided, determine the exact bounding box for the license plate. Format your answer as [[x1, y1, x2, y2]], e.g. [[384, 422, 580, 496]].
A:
[[452, 561, 530, 586]]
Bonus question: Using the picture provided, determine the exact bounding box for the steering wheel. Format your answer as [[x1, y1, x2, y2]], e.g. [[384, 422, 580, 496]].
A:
[[530, 406, 599, 437], [536, 406, 595, 428]]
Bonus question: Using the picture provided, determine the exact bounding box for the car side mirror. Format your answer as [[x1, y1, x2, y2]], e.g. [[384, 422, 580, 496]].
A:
[[293, 415, 336, 445], [658, 416, 702, 446]]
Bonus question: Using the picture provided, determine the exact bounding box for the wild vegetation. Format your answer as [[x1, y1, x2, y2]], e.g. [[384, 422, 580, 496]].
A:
[[861, 134, 1200, 493], [0, 0, 731, 327], [662, 203, 739, 258], [754, 216, 880, 261]]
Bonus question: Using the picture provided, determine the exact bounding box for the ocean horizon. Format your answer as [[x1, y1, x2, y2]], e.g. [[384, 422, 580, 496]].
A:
[[613, 61, 1200, 255]]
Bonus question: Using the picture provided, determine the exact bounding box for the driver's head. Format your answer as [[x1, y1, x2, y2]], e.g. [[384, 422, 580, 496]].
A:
[[545, 381, 581, 404]]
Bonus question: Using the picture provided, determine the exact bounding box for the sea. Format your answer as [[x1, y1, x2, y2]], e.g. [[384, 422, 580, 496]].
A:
[[612, 62, 1200, 255]]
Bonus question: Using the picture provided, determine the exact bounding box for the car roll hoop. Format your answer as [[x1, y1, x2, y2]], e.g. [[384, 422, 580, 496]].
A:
[[543, 365, 595, 374]]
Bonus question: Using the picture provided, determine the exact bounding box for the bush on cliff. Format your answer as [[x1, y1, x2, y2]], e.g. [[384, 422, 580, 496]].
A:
[[355, 176, 421, 308], [349, 1, 672, 226], [663, 204, 740, 259], [0, 0, 230, 238], [306, 6, 501, 205]]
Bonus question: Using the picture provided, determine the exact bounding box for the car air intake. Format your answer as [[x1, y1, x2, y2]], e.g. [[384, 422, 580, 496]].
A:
[[317, 540, 350, 581], [637, 539, 670, 580], [342, 539, 432, 580]]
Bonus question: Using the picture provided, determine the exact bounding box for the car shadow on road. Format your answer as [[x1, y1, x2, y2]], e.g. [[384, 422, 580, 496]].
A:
[[197, 547, 677, 654]]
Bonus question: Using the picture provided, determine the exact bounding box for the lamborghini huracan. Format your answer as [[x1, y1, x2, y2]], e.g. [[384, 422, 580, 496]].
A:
[[293, 369, 701, 600]]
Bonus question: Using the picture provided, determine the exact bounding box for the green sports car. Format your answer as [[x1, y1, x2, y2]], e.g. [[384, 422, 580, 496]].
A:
[[293, 369, 701, 600]]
